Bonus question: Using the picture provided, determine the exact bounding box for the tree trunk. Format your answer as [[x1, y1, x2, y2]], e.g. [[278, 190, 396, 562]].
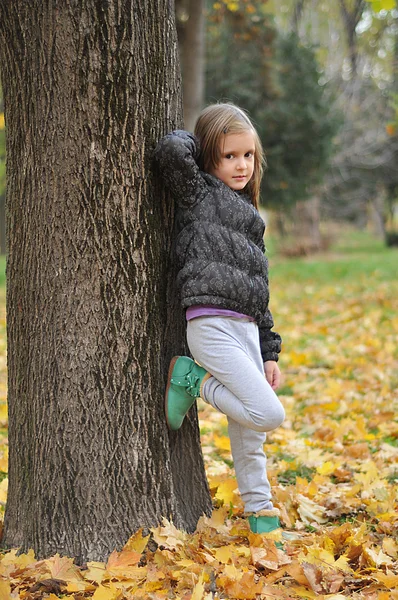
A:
[[176, 0, 205, 131], [0, 0, 212, 563], [338, 0, 365, 77], [294, 197, 322, 253], [291, 0, 306, 34]]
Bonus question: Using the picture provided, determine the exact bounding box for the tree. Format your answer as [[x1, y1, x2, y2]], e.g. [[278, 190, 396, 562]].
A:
[[176, 0, 206, 131], [0, 0, 212, 563], [338, 0, 366, 77], [205, 5, 338, 211]]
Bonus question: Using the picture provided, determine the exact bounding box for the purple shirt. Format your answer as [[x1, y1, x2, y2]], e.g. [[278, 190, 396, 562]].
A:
[[186, 305, 255, 321]]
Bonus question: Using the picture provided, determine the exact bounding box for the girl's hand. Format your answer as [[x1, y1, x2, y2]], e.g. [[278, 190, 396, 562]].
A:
[[264, 361, 281, 391]]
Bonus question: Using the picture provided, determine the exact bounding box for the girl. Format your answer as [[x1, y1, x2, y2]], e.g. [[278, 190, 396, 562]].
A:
[[154, 103, 285, 541]]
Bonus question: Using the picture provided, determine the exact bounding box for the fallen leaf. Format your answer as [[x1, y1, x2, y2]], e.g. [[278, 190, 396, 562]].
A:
[[123, 528, 150, 554], [0, 580, 11, 600], [92, 582, 122, 600]]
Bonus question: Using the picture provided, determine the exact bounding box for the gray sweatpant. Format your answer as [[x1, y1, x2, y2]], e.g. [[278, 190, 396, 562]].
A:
[[187, 316, 285, 514]]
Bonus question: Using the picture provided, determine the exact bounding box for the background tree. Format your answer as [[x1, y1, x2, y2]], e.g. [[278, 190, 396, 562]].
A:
[[176, 0, 206, 131], [268, 0, 398, 241], [0, 0, 212, 563], [206, 1, 339, 250]]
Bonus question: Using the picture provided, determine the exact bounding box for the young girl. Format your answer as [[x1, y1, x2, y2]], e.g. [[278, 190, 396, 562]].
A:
[[154, 103, 285, 541]]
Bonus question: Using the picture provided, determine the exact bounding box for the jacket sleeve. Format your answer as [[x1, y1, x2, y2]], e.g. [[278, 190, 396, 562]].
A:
[[258, 309, 282, 362], [153, 130, 207, 208]]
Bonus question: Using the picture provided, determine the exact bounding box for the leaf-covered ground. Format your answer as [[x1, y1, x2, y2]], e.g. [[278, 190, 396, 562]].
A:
[[0, 232, 397, 599]]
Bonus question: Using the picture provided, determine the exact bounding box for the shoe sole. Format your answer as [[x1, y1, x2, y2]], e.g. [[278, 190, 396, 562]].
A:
[[165, 355, 180, 430]]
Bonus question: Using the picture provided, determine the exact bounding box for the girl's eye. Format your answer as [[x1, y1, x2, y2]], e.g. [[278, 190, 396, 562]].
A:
[[225, 154, 234, 159], [245, 152, 253, 158]]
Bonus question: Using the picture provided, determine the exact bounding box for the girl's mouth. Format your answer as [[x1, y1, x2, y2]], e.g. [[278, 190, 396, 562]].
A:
[[233, 176, 246, 179]]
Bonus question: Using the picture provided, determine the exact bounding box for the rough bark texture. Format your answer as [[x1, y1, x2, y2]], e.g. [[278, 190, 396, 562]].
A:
[[0, 0, 212, 563], [175, 0, 205, 131]]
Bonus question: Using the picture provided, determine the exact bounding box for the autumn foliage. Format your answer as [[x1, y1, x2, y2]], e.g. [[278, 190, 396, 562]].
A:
[[0, 232, 397, 598]]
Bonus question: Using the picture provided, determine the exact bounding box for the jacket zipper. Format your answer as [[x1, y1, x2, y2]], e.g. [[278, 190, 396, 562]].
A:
[[248, 244, 255, 311], [247, 210, 257, 311]]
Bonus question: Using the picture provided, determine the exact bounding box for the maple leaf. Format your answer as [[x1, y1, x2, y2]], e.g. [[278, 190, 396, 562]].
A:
[[92, 582, 122, 600], [83, 561, 106, 584], [375, 570, 398, 589], [362, 546, 394, 567], [122, 528, 150, 554], [214, 478, 241, 506], [191, 572, 205, 600], [45, 553, 83, 582], [296, 494, 328, 525], [382, 537, 398, 558], [106, 550, 141, 569], [151, 517, 187, 550], [223, 570, 263, 599]]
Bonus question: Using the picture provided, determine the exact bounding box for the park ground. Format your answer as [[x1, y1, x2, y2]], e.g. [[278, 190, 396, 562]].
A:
[[0, 229, 397, 599]]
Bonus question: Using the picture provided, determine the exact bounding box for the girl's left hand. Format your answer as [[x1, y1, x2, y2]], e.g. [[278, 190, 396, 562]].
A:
[[264, 361, 281, 391]]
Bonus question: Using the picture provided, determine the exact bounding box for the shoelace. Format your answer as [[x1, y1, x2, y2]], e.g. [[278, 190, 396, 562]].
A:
[[170, 371, 200, 397]]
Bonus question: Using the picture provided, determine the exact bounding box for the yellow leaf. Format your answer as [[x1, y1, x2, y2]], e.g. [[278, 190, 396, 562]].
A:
[[191, 572, 205, 600], [214, 545, 233, 564], [297, 494, 327, 525], [290, 586, 318, 599], [106, 549, 141, 570], [224, 571, 263, 599], [92, 583, 122, 600], [206, 506, 229, 528], [84, 561, 106, 584], [0, 447, 8, 472], [46, 553, 83, 582], [67, 581, 96, 592], [317, 460, 339, 476], [0, 580, 11, 600], [374, 571, 398, 588], [123, 528, 150, 554], [300, 546, 352, 573], [382, 537, 398, 558], [215, 478, 240, 505], [214, 435, 231, 452], [0, 478, 7, 504], [151, 517, 187, 550], [363, 546, 394, 567], [0, 114, 4, 131], [0, 548, 35, 569]]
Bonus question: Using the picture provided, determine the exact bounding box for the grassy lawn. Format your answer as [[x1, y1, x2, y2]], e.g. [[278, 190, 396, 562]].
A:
[[268, 228, 398, 283]]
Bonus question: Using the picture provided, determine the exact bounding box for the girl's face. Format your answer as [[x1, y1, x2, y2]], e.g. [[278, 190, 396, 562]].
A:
[[209, 130, 255, 191]]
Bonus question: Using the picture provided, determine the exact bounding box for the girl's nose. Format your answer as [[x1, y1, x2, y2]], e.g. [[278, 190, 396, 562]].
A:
[[237, 157, 247, 169]]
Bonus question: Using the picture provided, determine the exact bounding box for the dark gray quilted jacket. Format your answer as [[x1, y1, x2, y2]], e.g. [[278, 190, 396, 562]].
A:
[[154, 130, 281, 362]]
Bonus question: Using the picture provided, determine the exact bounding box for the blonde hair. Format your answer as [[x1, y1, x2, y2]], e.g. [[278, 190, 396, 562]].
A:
[[194, 103, 265, 209]]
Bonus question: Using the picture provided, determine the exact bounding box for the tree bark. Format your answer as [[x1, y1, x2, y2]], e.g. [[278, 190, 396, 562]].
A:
[[176, 0, 205, 131], [0, 0, 212, 563]]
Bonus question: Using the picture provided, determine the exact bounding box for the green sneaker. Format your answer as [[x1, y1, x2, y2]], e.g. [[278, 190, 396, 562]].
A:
[[165, 356, 209, 431], [247, 510, 283, 549]]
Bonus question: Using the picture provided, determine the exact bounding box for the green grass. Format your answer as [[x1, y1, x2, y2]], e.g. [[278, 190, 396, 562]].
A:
[[267, 229, 398, 284]]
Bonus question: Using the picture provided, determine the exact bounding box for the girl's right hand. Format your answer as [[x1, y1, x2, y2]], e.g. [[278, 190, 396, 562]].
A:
[[264, 360, 281, 391]]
